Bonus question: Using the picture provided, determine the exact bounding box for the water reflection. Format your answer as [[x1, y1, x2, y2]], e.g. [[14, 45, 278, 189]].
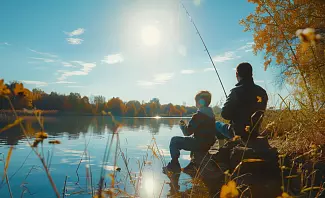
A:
[[0, 116, 186, 145], [0, 116, 192, 198]]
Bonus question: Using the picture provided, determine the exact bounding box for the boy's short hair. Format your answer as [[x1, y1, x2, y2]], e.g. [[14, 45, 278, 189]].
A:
[[195, 91, 211, 107]]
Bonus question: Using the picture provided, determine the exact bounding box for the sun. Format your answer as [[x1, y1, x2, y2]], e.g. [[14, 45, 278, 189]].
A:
[[141, 26, 161, 46]]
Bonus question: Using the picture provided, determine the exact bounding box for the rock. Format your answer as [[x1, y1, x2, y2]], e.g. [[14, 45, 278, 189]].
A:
[[190, 136, 281, 197]]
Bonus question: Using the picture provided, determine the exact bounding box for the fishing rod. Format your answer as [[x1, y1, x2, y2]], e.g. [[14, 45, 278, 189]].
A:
[[180, 1, 228, 98]]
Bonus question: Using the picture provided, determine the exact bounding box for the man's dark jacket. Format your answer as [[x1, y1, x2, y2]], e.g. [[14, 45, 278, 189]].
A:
[[221, 77, 268, 140]]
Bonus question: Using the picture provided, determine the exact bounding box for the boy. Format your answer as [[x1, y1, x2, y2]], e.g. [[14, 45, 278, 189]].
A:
[[163, 91, 216, 173]]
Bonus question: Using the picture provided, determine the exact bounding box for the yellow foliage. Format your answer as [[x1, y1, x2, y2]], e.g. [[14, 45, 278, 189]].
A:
[[48, 140, 61, 144], [35, 131, 48, 139], [276, 192, 293, 198], [0, 79, 11, 95], [32, 138, 42, 147], [220, 180, 239, 198], [13, 83, 24, 95]]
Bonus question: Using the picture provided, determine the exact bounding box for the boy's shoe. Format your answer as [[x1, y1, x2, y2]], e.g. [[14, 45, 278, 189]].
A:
[[182, 161, 197, 175], [162, 160, 181, 174]]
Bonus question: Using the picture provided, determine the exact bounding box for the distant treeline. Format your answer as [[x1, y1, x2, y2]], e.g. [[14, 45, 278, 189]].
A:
[[0, 81, 221, 117]]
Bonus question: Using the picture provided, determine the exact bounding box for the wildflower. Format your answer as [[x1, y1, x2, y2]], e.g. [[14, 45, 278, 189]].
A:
[[244, 125, 250, 132], [32, 138, 42, 147], [276, 192, 293, 198], [0, 79, 11, 96], [296, 28, 321, 45], [220, 180, 239, 198], [256, 96, 262, 103], [35, 131, 48, 139], [232, 135, 241, 141], [48, 140, 61, 144]]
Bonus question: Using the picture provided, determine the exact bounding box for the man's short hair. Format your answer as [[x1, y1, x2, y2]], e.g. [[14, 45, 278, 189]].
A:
[[195, 91, 211, 107], [236, 62, 253, 78]]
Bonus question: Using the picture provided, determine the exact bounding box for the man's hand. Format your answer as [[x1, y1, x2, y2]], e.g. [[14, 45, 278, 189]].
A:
[[179, 120, 186, 126]]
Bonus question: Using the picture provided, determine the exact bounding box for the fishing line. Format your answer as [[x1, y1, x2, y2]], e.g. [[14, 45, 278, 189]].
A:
[[180, 1, 228, 98]]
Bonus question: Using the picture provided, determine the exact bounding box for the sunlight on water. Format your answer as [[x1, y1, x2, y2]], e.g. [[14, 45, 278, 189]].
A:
[[0, 117, 192, 197], [144, 177, 155, 195]]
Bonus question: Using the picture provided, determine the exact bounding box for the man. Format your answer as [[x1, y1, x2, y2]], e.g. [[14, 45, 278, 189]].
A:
[[216, 62, 268, 141]]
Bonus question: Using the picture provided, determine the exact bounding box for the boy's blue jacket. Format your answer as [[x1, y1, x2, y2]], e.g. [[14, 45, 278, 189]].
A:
[[180, 106, 216, 148]]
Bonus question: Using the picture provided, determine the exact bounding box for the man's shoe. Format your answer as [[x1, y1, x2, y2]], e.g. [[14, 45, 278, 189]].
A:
[[162, 161, 181, 174], [182, 161, 197, 175]]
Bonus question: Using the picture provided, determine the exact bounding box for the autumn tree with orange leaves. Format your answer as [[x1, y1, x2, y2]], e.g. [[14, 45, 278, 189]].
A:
[[240, 0, 325, 111]]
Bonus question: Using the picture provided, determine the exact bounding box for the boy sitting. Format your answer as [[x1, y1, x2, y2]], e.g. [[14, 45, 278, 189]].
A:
[[163, 91, 216, 173]]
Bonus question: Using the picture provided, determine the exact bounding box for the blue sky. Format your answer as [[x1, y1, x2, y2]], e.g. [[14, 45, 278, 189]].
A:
[[0, 0, 285, 107]]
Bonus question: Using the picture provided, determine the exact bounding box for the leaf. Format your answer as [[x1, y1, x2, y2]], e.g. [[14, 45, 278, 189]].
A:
[[285, 175, 298, 179], [3, 146, 13, 180], [242, 158, 264, 163], [0, 118, 23, 133], [301, 186, 320, 193]]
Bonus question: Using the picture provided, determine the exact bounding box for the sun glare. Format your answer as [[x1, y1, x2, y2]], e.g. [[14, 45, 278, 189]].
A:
[[141, 26, 161, 46], [144, 177, 155, 195]]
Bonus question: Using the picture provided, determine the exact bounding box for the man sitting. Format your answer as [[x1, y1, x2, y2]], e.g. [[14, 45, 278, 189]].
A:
[[216, 62, 268, 142]]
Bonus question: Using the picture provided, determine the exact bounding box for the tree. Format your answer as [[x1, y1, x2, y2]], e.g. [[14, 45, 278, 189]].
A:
[[106, 97, 126, 116], [240, 0, 325, 110], [136, 105, 147, 117]]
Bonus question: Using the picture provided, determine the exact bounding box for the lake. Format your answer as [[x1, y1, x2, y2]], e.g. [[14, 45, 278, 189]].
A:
[[0, 116, 196, 198]]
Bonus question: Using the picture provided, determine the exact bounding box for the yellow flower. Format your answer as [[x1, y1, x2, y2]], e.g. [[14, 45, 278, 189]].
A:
[[220, 180, 239, 198], [256, 96, 262, 103], [276, 192, 293, 198], [244, 125, 250, 132], [35, 131, 48, 139]]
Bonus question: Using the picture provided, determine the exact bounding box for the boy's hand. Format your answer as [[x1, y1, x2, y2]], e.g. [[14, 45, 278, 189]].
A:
[[179, 120, 186, 126]]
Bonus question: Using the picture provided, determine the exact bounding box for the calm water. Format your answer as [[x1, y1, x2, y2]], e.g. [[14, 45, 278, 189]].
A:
[[0, 116, 195, 198]]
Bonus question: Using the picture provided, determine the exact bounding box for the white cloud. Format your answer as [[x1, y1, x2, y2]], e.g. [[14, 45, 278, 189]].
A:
[[153, 73, 174, 84], [181, 70, 195, 74], [203, 68, 215, 72], [57, 61, 96, 81], [66, 38, 83, 45], [137, 81, 156, 87], [178, 45, 187, 56], [64, 28, 85, 37], [137, 73, 174, 88], [101, 54, 124, 64], [193, 0, 201, 6], [213, 51, 241, 63], [29, 57, 55, 63], [55, 81, 77, 84], [28, 48, 57, 58], [21, 80, 48, 87], [61, 61, 75, 67], [237, 42, 254, 52]]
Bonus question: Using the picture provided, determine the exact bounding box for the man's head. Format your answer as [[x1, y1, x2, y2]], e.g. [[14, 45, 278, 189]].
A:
[[236, 62, 253, 82], [195, 91, 211, 108]]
